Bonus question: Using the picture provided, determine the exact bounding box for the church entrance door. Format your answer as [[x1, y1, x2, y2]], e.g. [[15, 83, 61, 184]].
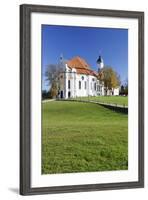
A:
[[60, 91, 63, 98], [68, 91, 71, 98]]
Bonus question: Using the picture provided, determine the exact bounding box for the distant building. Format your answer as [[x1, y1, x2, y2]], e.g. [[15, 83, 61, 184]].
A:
[[57, 55, 119, 99]]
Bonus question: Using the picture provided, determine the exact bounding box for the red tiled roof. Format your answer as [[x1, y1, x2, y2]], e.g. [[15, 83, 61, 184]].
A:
[[67, 56, 98, 77], [67, 56, 90, 69]]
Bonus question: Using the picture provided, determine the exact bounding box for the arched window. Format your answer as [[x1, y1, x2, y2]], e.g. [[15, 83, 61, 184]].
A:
[[79, 81, 81, 89], [94, 82, 96, 91], [68, 80, 70, 89], [85, 81, 87, 89]]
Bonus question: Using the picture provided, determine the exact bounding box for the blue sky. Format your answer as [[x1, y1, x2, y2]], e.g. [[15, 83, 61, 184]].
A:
[[42, 25, 128, 91]]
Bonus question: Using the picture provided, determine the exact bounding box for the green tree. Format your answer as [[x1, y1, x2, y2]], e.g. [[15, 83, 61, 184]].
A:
[[124, 79, 128, 96], [120, 85, 125, 95], [98, 66, 120, 95], [124, 86, 128, 95]]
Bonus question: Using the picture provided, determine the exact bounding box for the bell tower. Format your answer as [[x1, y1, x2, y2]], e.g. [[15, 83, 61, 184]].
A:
[[97, 55, 104, 72]]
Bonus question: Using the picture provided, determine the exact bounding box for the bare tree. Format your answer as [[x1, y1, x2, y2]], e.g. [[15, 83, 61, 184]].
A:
[[45, 64, 59, 84], [45, 64, 61, 98]]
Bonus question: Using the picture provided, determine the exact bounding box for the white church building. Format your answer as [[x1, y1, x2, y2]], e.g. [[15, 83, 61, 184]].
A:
[[57, 55, 119, 99]]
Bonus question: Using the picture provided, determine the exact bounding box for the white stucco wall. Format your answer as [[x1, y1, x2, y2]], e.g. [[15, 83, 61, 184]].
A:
[[113, 88, 119, 96], [74, 74, 98, 97], [58, 65, 120, 98], [75, 74, 88, 97]]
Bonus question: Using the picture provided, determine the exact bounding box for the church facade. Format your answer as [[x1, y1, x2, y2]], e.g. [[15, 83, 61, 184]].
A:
[[57, 56, 119, 99]]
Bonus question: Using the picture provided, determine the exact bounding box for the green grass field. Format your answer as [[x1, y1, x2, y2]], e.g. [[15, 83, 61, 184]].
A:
[[42, 101, 128, 174], [73, 96, 128, 106]]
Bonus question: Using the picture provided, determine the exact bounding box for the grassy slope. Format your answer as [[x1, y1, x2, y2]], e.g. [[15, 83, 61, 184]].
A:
[[42, 101, 128, 174], [74, 96, 128, 106]]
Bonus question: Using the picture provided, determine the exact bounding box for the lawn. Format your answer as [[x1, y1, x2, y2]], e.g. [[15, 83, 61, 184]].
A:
[[73, 96, 128, 106], [42, 101, 128, 174]]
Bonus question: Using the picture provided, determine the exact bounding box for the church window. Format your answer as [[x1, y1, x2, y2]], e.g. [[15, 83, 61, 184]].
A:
[[85, 81, 87, 89], [68, 80, 70, 89], [79, 81, 81, 89], [94, 83, 96, 91]]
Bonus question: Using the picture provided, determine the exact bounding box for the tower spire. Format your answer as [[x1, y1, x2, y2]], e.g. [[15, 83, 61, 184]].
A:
[[59, 53, 65, 69]]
